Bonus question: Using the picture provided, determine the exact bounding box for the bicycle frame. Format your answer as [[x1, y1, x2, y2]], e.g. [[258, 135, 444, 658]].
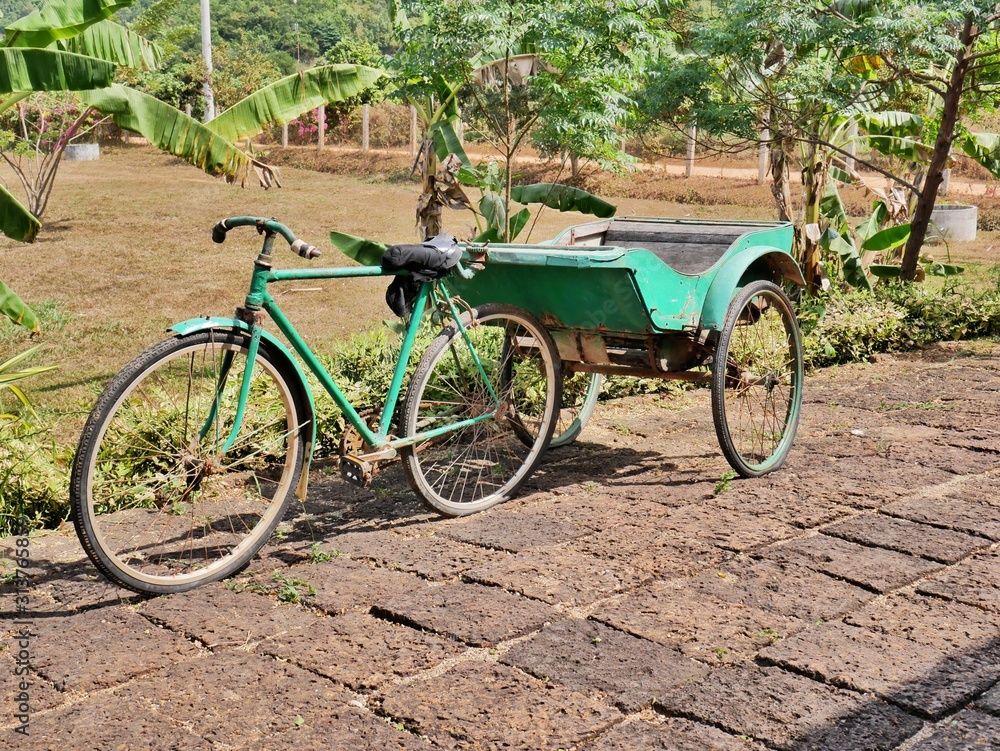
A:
[[201, 229, 500, 461]]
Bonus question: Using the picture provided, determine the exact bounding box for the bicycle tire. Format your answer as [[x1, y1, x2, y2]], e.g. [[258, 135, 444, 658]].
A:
[[399, 303, 560, 516], [550, 371, 603, 448], [711, 280, 803, 477], [71, 330, 308, 594]]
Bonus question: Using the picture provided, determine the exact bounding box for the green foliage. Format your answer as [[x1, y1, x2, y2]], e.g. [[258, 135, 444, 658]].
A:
[[206, 63, 384, 143], [81, 84, 276, 186], [0, 344, 58, 418], [0, 420, 69, 536], [0, 279, 39, 331], [802, 283, 1000, 368]]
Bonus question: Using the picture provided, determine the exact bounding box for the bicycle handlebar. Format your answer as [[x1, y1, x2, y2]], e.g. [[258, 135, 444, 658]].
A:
[[212, 217, 321, 260]]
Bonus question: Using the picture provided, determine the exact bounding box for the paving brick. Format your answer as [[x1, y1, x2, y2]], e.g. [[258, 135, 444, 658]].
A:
[[760, 534, 941, 592], [439, 509, 591, 551], [883, 476, 1000, 540], [26, 695, 211, 749], [916, 552, 1000, 612], [140, 582, 320, 648], [713, 478, 855, 529], [374, 580, 559, 646], [500, 618, 707, 711], [252, 558, 429, 615], [658, 503, 802, 553], [321, 530, 507, 581], [247, 707, 432, 750], [380, 661, 620, 750], [823, 514, 990, 564], [702, 559, 873, 624], [843, 594, 1000, 652], [593, 586, 797, 662], [0, 643, 65, 715], [591, 561, 871, 661], [573, 523, 726, 578], [261, 610, 465, 689], [907, 710, 1000, 750], [115, 651, 356, 745], [464, 547, 650, 606], [657, 663, 923, 751], [882, 442, 1000, 476], [31, 560, 138, 612], [761, 621, 1000, 719], [584, 717, 765, 751], [502, 492, 674, 532], [977, 682, 1000, 716], [29, 606, 201, 692]]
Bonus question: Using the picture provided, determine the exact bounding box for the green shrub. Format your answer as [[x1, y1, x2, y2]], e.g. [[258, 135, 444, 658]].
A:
[[0, 421, 70, 536], [801, 282, 1000, 368]]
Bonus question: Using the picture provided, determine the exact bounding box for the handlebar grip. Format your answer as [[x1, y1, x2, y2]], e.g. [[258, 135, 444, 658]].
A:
[[212, 221, 229, 244], [290, 238, 321, 259]]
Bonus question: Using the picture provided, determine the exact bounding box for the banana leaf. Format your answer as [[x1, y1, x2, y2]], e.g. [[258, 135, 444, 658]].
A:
[[819, 181, 849, 235], [869, 262, 963, 279], [473, 228, 503, 244], [820, 228, 872, 292], [865, 134, 932, 163], [57, 20, 161, 71], [207, 65, 385, 143], [0, 184, 41, 244], [868, 264, 901, 278], [4, 0, 136, 48], [0, 279, 40, 331], [81, 85, 275, 187], [329, 231, 388, 267], [429, 118, 471, 170], [508, 207, 530, 241], [861, 223, 910, 252], [923, 262, 964, 277], [0, 48, 115, 94], [479, 191, 506, 233], [511, 183, 616, 218], [856, 110, 923, 137], [855, 201, 888, 245], [960, 132, 1000, 178]]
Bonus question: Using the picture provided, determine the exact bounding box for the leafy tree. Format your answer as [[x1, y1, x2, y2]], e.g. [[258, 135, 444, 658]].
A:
[[638, 0, 906, 289], [871, 1, 1000, 281], [389, 0, 670, 240]]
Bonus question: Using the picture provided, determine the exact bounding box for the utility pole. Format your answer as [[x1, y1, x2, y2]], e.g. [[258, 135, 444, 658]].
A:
[[200, 0, 215, 122]]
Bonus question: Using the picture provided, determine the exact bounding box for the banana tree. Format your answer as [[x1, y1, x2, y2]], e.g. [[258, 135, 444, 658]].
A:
[[0, 0, 385, 244]]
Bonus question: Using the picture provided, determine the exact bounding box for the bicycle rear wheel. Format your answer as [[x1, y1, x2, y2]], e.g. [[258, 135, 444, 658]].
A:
[[71, 330, 308, 594], [399, 303, 560, 516], [711, 280, 803, 477]]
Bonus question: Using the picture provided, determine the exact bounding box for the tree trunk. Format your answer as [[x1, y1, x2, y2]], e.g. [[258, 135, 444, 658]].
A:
[[800, 140, 828, 292], [769, 126, 793, 223], [418, 138, 441, 241], [900, 15, 975, 281]]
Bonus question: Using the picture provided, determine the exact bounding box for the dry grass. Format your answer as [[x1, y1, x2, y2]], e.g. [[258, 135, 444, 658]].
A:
[[0, 144, 749, 439], [2, 143, 997, 442]]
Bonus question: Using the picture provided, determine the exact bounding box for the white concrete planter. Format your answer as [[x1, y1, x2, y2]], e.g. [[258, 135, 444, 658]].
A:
[[64, 143, 100, 161], [929, 204, 977, 242]]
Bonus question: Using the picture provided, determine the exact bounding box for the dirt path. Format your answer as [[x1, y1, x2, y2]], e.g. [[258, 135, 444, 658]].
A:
[[3, 341, 1000, 749]]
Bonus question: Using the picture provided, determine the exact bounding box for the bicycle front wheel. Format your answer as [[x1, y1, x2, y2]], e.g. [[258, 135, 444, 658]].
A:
[[711, 280, 803, 477], [71, 330, 308, 594], [399, 303, 561, 516]]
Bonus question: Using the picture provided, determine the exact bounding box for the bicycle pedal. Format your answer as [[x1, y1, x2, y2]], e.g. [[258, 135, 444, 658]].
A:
[[339, 455, 373, 488]]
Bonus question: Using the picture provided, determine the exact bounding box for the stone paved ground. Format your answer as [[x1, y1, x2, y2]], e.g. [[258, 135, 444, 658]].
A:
[[3, 340, 1000, 750]]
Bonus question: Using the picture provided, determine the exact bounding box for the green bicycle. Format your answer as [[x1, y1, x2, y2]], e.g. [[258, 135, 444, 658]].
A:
[[70, 217, 561, 595]]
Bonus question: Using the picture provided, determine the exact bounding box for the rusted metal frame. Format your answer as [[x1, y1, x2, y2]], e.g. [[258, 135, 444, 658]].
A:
[[564, 361, 711, 382]]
